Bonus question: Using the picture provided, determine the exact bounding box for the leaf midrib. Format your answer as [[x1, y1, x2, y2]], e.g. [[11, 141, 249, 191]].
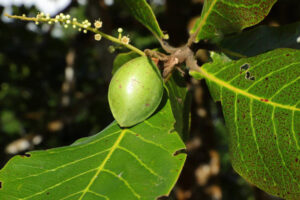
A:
[[195, 0, 218, 35], [199, 68, 300, 111], [78, 129, 141, 199]]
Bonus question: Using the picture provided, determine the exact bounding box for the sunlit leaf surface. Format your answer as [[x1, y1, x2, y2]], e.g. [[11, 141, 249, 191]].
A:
[[191, 48, 300, 199], [0, 94, 186, 200], [191, 0, 277, 42]]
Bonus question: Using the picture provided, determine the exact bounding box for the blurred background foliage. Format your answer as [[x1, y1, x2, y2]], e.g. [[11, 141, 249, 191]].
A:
[[0, 0, 299, 199]]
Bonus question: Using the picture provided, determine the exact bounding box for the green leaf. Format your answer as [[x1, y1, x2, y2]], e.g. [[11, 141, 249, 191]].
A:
[[0, 94, 186, 200], [122, 0, 165, 39], [166, 71, 192, 141], [219, 21, 300, 58], [190, 49, 300, 199], [112, 51, 139, 75], [190, 0, 277, 42]]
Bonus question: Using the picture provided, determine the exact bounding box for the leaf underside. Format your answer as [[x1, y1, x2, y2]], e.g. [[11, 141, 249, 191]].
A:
[[191, 0, 277, 42], [0, 94, 186, 200], [219, 21, 300, 58], [191, 48, 300, 199]]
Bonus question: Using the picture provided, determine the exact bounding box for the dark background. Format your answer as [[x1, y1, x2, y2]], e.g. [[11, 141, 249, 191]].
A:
[[1, 0, 299, 199]]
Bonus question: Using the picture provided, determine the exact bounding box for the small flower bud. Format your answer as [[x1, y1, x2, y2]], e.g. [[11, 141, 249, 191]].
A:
[[94, 20, 102, 29], [94, 34, 102, 41], [117, 28, 123, 33], [121, 36, 130, 44]]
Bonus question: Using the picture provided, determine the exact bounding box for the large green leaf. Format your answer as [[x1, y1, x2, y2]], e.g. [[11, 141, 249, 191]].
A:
[[0, 93, 186, 200], [219, 21, 300, 58], [190, 0, 277, 42], [190, 49, 300, 199], [122, 0, 165, 39]]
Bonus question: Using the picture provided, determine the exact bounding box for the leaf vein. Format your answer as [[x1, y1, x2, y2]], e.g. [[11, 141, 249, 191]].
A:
[[291, 110, 300, 150], [245, 62, 300, 92], [271, 107, 300, 186], [60, 191, 82, 200], [234, 94, 249, 173], [250, 99, 276, 186], [13, 149, 111, 182], [127, 130, 171, 154], [78, 130, 127, 200], [88, 190, 109, 200], [102, 169, 140, 199], [269, 77, 300, 100], [200, 68, 300, 111], [118, 145, 162, 179], [47, 130, 121, 154], [21, 168, 98, 199]]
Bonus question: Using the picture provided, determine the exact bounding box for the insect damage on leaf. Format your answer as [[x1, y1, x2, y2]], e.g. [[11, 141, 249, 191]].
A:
[[240, 63, 250, 71]]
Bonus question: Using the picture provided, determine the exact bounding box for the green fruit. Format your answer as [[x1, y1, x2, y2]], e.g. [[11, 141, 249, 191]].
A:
[[108, 56, 163, 127]]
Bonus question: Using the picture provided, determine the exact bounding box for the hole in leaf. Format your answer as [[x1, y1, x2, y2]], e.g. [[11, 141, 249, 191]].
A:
[[169, 128, 176, 134], [240, 63, 250, 71], [245, 71, 251, 79], [249, 76, 255, 81], [20, 153, 31, 158], [0, 181, 2, 189], [173, 148, 186, 156]]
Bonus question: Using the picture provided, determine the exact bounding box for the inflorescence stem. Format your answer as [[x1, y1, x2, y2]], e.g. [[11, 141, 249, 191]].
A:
[[4, 13, 145, 56]]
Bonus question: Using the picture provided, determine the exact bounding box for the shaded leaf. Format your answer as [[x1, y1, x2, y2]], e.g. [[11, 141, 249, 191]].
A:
[[190, 0, 277, 42], [190, 49, 300, 199], [166, 71, 192, 141], [0, 93, 186, 200], [122, 0, 165, 39], [219, 21, 300, 58]]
